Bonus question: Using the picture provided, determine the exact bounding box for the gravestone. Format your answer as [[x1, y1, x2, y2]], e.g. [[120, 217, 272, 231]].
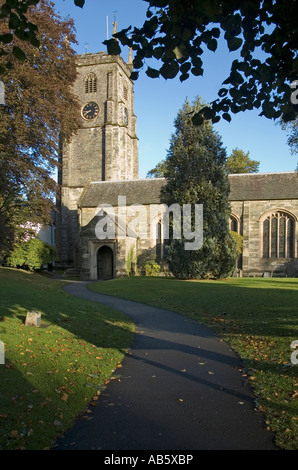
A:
[[25, 311, 41, 327]]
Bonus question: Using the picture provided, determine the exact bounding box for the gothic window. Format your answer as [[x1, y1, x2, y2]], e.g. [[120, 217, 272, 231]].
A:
[[150, 216, 164, 260], [229, 215, 239, 233], [85, 73, 97, 93], [262, 211, 295, 259], [156, 220, 162, 261]]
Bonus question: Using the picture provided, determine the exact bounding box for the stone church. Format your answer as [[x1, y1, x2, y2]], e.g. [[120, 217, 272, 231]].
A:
[[55, 47, 298, 280]]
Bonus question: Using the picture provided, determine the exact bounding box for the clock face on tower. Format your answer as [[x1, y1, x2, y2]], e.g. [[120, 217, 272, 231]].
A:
[[82, 102, 99, 120]]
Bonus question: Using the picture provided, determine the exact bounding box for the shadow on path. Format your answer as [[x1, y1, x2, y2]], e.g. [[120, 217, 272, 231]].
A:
[[54, 281, 277, 450]]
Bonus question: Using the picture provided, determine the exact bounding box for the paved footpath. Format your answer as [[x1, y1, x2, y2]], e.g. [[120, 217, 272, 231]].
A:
[[53, 281, 277, 450]]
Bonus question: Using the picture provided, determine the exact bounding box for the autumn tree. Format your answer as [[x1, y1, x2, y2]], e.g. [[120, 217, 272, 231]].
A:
[[0, 0, 80, 258], [226, 148, 260, 174], [161, 97, 237, 279]]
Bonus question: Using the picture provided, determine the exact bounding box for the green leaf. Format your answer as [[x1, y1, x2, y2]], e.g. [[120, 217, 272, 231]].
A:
[[227, 37, 243, 52], [8, 12, 20, 29], [74, 0, 85, 7], [173, 45, 186, 61], [133, 57, 143, 69], [211, 27, 220, 38], [181, 28, 192, 42], [6, 0, 19, 7], [202, 106, 215, 120], [261, 100, 277, 119], [222, 112, 231, 122], [293, 57, 298, 73], [207, 39, 217, 52], [130, 71, 139, 81], [192, 106, 215, 125], [180, 62, 191, 74], [160, 61, 179, 79], [28, 32, 40, 48], [1, 3, 11, 16], [146, 67, 160, 78], [104, 38, 121, 56], [0, 33, 13, 44], [212, 115, 221, 124], [12, 45, 26, 61], [191, 111, 204, 126], [179, 73, 189, 82], [282, 110, 296, 122], [152, 47, 164, 60], [218, 88, 228, 97], [191, 66, 203, 77]]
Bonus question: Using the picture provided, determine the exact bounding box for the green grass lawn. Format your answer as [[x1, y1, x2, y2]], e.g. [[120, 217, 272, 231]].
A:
[[90, 276, 298, 450], [0, 268, 135, 450]]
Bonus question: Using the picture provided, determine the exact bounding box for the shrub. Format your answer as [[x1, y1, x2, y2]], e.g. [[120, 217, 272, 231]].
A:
[[5, 238, 57, 271], [144, 256, 161, 276], [126, 247, 137, 276], [229, 230, 243, 256]]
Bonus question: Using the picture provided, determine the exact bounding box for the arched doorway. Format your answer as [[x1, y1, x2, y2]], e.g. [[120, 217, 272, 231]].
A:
[[97, 246, 113, 280]]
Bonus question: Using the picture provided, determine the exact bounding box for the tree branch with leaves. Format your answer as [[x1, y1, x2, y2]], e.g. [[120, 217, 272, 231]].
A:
[[104, 0, 298, 125], [1, 0, 297, 125], [0, 0, 80, 256]]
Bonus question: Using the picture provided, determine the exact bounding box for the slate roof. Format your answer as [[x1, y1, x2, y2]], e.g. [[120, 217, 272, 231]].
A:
[[228, 172, 298, 200], [78, 172, 298, 208], [78, 178, 166, 207]]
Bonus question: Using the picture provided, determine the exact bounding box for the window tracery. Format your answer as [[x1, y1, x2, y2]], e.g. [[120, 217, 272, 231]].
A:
[[262, 211, 295, 258]]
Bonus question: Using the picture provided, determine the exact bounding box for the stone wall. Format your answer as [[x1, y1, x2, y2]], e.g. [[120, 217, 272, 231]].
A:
[[56, 52, 139, 264], [77, 203, 162, 280], [230, 199, 298, 277]]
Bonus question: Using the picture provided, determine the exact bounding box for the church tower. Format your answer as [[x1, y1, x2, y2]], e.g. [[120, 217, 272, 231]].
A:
[[56, 47, 139, 264]]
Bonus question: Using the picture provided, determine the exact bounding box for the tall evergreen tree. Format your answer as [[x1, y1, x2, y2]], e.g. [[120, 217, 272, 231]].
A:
[[161, 97, 236, 279]]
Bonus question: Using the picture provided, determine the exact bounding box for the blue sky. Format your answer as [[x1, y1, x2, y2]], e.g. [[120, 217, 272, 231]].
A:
[[53, 0, 296, 178]]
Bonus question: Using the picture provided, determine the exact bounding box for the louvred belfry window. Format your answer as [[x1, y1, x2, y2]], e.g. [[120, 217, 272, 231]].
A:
[[85, 73, 97, 93]]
